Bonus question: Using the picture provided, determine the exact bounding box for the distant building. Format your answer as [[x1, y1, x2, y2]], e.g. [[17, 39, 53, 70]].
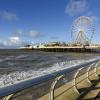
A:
[[20, 44, 33, 49]]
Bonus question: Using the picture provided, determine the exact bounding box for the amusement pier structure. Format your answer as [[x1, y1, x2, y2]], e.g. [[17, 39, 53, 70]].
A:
[[20, 16, 100, 52]]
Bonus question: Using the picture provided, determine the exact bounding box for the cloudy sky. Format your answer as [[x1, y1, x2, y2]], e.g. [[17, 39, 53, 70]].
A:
[[0, 0, 100, 48]]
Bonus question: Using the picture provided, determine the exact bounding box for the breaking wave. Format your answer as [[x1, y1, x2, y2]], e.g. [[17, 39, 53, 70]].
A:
[[0, 56, 14, 62], [15, 55, 29, 59], [0, 55, 29, 63], [0, 57, 99, 88]]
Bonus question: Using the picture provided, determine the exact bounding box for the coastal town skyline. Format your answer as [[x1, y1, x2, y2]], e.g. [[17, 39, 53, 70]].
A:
[[0, 0, 100, 48]]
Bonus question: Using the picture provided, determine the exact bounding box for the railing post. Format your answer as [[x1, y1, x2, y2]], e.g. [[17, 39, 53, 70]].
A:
[[86, 63, 95, 84], [94, 61, 100, 77], [3, 94, 14, 100], [49, 75, 64, 100], [73, 68, 83, 94], [96, 61, 100, 76]]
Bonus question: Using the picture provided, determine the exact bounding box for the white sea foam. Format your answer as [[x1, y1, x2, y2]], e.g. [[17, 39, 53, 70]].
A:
[[15, 55, 28, 59], [0, 55, 27, 63], [0, 59, 4, 62], [4, 55, 28, 61], [0, 56, 14, 63], [0, 57, 99, 88]]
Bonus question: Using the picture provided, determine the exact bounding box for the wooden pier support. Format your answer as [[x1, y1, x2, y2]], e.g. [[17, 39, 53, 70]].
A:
[[35, 47, 88, 52]]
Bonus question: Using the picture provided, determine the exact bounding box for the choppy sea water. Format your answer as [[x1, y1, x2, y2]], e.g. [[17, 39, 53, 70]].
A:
[[0, 49, 99, 88]]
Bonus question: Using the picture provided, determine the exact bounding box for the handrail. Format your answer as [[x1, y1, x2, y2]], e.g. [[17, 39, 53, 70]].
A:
[[50, 75, 64, 100], [50, 61, 100, 99], [0, 58, 100, 98]]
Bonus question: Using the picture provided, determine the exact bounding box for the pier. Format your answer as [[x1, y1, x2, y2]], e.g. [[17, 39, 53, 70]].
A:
[[20, 16, 100, 53], [34, 46, 100, 52]]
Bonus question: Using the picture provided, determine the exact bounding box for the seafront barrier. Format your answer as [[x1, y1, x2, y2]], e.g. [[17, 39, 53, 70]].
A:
[[0, 58, 100, 100]]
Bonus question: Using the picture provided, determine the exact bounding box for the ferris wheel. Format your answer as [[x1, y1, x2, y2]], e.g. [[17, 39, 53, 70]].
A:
[[71, 16, 95, 45]]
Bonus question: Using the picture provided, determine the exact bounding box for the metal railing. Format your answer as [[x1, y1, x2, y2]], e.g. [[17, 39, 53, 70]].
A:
[[49, 61, 100, 100], [0, 58, 100, 100]]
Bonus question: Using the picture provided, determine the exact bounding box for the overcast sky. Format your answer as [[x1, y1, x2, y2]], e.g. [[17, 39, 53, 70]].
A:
[[0, 0, 100, 48]]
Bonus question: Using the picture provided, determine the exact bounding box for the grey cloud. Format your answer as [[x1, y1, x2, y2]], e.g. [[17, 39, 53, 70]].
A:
[[28, 30, 44, 38], [65, 0, 88, 16], [14, 30, 22, 37], [0, 11, 18, 21]]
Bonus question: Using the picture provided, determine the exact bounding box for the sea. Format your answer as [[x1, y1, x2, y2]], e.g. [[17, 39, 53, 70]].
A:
[[0, 49, 99, 88]]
